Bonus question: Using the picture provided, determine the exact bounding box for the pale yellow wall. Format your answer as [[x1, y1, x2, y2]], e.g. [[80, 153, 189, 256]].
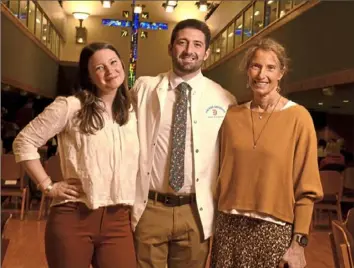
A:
[[61, 16, 173, 77]]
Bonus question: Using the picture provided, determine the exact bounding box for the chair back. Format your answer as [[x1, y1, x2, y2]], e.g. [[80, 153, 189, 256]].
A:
[[1, 154, 24, 189], [1, 212, 12, 265], [320, 170, 343, 199], [1, 212, 12, 239], [332, 220, 354, 268], [344, 167, 354, 190], [346, 208, 354, 240], [45, 155, 63, 182]]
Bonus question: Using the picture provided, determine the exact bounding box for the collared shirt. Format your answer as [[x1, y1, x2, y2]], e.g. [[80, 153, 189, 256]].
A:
[[13, 96, 139, 209], [132, 72, 236, 239], [150, 71, 204, 194]]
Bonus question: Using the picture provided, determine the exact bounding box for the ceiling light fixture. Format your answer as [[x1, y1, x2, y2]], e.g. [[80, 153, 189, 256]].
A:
[[196, 0, 210, 12], [162, 0, 178, 13], [343, 100, 349, 103], [267, 0, 274, 4], [318, 102, 324, 106], [101, 0, 113, 8], [133, 5, 144, 14], [322, 86, 335, 96]]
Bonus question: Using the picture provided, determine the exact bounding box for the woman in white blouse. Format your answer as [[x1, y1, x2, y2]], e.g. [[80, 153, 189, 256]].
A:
[[13, 42, 139, 268]]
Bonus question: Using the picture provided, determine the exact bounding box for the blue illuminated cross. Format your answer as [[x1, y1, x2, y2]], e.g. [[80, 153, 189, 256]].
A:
[[102, 2, 168, 88]]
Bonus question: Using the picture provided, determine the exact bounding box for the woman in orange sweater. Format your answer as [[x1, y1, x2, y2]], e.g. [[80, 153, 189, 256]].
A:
[[211, 38, 323, 268]]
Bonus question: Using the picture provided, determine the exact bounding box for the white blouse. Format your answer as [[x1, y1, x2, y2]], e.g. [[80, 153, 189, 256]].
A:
[[13, 96, 139, 210]]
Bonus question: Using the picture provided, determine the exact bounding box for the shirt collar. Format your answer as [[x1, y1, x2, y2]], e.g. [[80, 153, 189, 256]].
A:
[[168, 70, 204, 91]]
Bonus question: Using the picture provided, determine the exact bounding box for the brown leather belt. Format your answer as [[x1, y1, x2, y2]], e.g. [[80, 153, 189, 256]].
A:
[[148, 190, 196, 207]]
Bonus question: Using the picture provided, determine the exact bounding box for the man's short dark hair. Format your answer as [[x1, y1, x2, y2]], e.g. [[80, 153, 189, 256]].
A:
[[170, 19, 211, 50]]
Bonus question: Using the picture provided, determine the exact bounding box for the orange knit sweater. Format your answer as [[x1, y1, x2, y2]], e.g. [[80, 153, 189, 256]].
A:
[[216, 104, 323, 234]]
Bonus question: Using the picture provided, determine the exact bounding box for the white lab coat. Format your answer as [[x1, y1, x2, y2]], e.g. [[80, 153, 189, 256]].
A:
[[132, 72, 236, 239]]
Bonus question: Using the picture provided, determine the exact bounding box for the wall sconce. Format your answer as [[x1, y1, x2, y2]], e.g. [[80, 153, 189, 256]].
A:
[[73, 12, 90, 44], [101, 0, 114, 8], [76, 27, 87, 44], [73, 12, 90, 20], [196, 0, 210, 12], [162, 0, 178, 13]]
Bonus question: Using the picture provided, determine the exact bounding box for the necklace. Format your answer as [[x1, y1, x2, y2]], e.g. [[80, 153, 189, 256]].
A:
[[258, 105, 269, 120], [250, 95, 282, 149]]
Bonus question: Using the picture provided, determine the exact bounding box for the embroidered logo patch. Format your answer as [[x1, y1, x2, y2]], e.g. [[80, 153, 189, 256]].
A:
[[205, 105, 226, 118]]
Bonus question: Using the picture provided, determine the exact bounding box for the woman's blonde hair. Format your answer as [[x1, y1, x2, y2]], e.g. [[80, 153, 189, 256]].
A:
[[240, 38, 290, 74]]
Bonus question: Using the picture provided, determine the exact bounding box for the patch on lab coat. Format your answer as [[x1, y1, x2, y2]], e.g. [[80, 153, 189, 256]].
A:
[[205, 105, 226, 119]]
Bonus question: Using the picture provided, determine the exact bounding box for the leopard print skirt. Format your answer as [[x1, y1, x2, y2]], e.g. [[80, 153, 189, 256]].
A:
[[210, 212, 293, 268]]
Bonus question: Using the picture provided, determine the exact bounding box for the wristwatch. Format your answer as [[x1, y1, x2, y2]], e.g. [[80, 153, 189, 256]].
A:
[[43, 182, 54, 195], [293, 233, 309, 247]]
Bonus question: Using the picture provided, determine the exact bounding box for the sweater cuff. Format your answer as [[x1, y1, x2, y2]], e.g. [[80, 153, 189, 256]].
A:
[[293, 203, 314, 235]]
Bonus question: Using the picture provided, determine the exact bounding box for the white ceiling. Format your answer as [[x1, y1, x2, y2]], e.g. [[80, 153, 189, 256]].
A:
[[61, 1, 250, 36]]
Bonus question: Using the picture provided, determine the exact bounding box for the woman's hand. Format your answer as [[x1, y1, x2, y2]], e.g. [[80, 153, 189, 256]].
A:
[[47, 179, 84, 199], [279, 241, 306, 268]]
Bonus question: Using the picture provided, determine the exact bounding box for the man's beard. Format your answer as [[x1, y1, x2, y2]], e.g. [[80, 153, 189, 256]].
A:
[[172, 55, 203, 74]]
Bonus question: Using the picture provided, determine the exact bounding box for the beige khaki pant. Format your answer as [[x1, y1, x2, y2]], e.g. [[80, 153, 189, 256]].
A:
[[134, 199, 210, 268]]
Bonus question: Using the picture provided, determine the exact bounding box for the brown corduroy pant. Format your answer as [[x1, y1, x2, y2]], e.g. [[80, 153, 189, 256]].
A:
[[45, 202, 137, 268]]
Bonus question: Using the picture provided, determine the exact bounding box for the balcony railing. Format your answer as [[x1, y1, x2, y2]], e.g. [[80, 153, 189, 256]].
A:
[[2, 0, 63, 59], [204, 0, 307, 69]]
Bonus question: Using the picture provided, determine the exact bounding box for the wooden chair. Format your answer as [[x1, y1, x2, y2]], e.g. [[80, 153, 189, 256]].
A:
[[345, 208, 354, 242], [313, 170, 343, 227], [331, 220, 354, 268], [330, 231, 341, 268], [1, 154, 28, 220], [1, 212, 12, 265], [37, 155, 63, 220], [342, 167, 354, 203]]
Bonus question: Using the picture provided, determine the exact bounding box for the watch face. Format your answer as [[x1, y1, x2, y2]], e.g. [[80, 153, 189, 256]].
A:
[[299, 236, 309, 246]]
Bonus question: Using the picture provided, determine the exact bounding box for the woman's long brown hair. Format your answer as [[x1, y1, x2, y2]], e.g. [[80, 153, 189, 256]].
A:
[[74, 42, 133, 135]]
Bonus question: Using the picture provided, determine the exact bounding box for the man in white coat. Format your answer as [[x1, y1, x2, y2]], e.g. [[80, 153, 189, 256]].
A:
[[132, 19, 236, 268]]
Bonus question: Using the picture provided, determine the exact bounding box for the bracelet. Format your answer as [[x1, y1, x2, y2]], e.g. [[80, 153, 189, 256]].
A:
[[36, 176, 51, 190], [43, 182, 54, 195]]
